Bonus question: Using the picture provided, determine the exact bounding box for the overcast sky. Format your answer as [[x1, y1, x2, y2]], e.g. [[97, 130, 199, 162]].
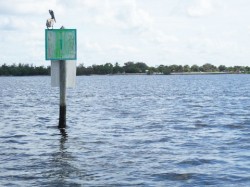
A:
[[1, 0, 250, 67]]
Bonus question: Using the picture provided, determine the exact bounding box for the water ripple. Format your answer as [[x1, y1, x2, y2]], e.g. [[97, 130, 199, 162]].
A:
[[1, 75, 250, 186]]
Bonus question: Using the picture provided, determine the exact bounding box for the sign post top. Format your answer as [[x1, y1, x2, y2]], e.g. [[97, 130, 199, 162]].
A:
[[45, 29, 77, 60]]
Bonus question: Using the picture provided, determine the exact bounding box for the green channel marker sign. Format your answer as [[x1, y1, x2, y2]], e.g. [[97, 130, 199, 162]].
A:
[[45, 29, 77, 60]]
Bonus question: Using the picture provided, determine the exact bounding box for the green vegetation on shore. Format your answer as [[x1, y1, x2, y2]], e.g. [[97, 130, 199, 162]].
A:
[[0, 62, 250, 76], [0, 63, 50, 76]]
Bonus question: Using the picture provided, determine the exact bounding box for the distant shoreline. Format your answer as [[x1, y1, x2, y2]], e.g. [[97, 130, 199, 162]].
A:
[[1, 72, 246, 77], [1, 63, 249, 76]]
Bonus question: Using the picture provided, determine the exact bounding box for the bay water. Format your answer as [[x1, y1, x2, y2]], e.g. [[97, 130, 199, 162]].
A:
[[1, 75, 250, 186]]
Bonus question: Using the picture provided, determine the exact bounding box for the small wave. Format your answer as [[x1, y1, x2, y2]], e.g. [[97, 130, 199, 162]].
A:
[[194, 122, 209, 128], [223, 123, 246, 130], [0, 134, 26, 139], [38, 117, 50, 122], [151, 172, 219, 185], [177, 158, 226, 166], [152, 172, 194, 181], [3, 139, 28, 144]]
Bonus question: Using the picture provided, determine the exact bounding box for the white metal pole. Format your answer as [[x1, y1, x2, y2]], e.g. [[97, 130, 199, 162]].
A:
[[58, 26, 67, 128]]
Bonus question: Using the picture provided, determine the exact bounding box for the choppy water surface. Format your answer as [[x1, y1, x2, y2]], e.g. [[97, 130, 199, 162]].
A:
[[1, 75, 250, 186]]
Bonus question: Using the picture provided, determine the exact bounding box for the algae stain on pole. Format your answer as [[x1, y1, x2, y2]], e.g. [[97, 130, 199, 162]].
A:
[[59, 59, 66, 128], [45, 26, 77, 128]]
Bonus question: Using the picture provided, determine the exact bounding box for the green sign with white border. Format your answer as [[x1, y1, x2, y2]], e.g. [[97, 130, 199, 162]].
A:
[[45, 29, 77, 60]]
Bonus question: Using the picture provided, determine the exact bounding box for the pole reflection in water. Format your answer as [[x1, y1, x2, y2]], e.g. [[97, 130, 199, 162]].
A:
[[59, 128, 67, 147], [48, 128, 82, 186]]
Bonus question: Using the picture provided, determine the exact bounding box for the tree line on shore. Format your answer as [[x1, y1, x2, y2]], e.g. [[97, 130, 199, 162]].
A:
[[0, 63, 50, 76], [0, 62, 250, 76]]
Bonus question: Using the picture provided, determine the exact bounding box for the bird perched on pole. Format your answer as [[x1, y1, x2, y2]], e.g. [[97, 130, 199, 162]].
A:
[[46, 10, 56, 29]]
